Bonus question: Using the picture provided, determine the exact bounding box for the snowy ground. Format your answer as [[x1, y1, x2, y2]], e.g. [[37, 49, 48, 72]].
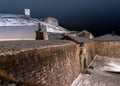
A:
[[71, 55, 120, 86], [0, 13, 69, 34]]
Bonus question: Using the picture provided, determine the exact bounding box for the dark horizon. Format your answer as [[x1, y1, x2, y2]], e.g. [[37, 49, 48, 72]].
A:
[[0, 0, 120, 36]]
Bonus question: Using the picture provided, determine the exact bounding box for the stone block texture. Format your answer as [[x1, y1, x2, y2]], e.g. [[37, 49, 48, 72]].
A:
[[0, 41, 80, 86]]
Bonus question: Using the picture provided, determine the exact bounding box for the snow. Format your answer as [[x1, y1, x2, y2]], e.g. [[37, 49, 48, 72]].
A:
[[0, 13, 69, 34], [71, 55, 120, 86], [71, 74, 83, 86], [0, 14, 22, 18], [0, 16, 38, 26], [103, 61, 120, 72], [0, 14, 38, 26], [40, 21, 68, 33]]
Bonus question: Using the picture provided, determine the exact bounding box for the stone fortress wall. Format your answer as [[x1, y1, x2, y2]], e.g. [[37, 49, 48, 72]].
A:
[[0, 40, 80, 86], [95, 41, 120, 58], [0, 40, 119, 86]]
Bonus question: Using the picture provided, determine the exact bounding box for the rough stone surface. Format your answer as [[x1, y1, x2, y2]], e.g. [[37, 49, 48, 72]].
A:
[[0, 40, 80, 86], [80, 42, 95, 72], [1, 40, 120, 86], [0, 40, 72, 54], [95, 41, 120, 58]]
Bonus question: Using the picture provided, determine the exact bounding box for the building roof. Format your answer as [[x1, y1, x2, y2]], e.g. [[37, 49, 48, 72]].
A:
[[48, 32, 64, 40], [71, 36, 92, 43], [94, 34, 120, 41], [63, 35, 92, 43], [78, 30, 91, 34]]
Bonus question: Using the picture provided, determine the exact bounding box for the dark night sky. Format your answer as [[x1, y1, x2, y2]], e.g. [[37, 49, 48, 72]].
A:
[[0, 0, 120, 36]]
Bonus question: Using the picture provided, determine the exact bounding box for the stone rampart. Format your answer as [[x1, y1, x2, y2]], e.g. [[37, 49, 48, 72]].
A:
[[0, 40, 80, 86], [95, 41, 120, 58]]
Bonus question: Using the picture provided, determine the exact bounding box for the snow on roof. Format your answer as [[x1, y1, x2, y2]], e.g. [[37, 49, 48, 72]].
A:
[[78, 30, 91, 34], [94, 34, 120, 41]]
